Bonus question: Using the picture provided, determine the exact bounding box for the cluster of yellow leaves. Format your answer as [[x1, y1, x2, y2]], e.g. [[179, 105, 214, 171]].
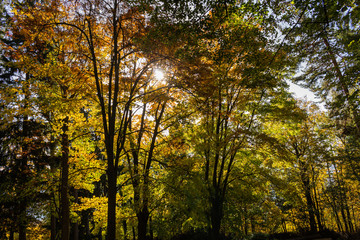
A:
[[71, 193, 128, 236], [72, 196, 108, 232], [69, 152, 105, 192], [26, 223, 50, 240]]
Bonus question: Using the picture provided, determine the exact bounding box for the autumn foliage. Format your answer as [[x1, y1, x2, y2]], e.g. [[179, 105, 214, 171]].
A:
[[1, 0, 360, 240]]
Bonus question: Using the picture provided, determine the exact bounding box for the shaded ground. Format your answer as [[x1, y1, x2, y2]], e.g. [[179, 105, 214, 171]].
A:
[[248, 230, 360, 240], [170, 229, 360, 240]]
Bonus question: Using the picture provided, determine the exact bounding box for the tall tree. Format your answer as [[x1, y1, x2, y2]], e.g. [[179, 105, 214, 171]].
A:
[[8, 1, 160, 239], [126, 72, 173, 240], [172, 2, 290, 238], [262, 102, 336, 232], [279, 0, 360, 155], [7, 1, 96, 238], [0, 2, 54, 238]]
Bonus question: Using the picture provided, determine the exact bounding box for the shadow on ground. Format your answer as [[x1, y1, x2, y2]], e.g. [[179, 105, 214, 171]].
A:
[[169, 229, 360, 240]]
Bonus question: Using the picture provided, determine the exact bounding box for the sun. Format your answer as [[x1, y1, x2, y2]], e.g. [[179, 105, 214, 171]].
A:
[[154, 69, 164, 81]]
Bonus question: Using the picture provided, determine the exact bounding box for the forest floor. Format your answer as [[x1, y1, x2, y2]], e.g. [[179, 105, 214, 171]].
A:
[[171, 230, 359, 240], [265, 230, 360, 240]]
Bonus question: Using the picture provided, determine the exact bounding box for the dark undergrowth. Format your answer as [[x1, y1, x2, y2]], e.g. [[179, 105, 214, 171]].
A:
[[170, 229, 231, 240], [169, 229, 360, 240]]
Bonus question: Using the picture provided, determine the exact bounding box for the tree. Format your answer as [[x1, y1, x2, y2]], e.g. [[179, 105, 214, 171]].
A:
[[262, 102, 337, 232], [172, 2, 290, 238], [125, 74, 172, 240], [279, 0, 360, 173], [7, 1, 161, 239], [0, 68, 54, 239], [7, 1, 99, 238], [0, 3, 55, 238]]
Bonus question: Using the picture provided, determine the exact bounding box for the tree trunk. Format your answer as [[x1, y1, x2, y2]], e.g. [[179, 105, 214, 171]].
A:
[[244, 205, 248, 236], [51, 214, 57, 240], [326, 164, 343, 232], [322, 35, 360, 135], [107, 163, 117, 240], [123, 220, 128, 240], [50, 133, 57, 240], [345, 205, 354, 232], [282, 218, 287, 233], [334, 163, 351, 233], [300, 162, 317, 232], [137, 208, 149, 240], [149, 217, 153, 240], [328, 192, 343, 232], [250, 215, 255, 234], [18, 201, 27, 240], [304, 185, 317, 232], [313, 187, 323, 231], [61, 116, 70, 240], [19, 82, 29, 240], [98, 227, 103, 240], [73, 189, 79, 240], [210, 193, 223, 240], [340, 203, 349, 232], [83, 210, 91, 240]]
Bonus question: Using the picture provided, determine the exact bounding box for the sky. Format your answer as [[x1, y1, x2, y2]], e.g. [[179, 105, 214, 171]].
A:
[[288, 81, 326, 110], [288, 81, 317, 100]]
